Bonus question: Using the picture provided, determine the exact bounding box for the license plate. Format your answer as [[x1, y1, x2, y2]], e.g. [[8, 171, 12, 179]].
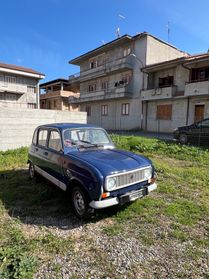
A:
[[129, 189, 144, 201]]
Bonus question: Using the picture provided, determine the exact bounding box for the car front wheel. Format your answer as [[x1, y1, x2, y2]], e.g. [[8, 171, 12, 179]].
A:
[[71, 186, 93, 219], [179, 133, 188, 144]]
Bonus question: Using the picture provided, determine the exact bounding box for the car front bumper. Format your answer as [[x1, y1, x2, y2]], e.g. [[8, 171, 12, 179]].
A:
[[89, 182, 157, 209]]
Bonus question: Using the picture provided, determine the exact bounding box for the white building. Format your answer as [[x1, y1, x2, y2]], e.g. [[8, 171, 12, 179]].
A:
[[68, 32, 187, 130], [0, 62, 45, 109]]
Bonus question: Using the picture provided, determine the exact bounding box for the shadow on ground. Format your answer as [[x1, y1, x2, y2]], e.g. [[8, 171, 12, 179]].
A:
[[0, 169, 123, 230]]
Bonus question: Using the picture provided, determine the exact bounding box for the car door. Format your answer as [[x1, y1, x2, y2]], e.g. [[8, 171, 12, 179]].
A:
[[35, 128, 49, 171], [46, 129, 66, 191]]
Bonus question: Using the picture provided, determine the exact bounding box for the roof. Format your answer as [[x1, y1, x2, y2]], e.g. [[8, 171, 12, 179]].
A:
[[0, 62, 45, 78], [38, 123, 99, 130], [69, 32, 186, 65], [40, 78, 69, 87]]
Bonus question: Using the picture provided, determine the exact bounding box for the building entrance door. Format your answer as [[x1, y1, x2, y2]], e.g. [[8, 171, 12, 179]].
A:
[[194, 105, 204, 123]]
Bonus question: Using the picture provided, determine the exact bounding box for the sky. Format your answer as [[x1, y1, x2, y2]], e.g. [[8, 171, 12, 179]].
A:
[[1, 0, 209, 82]]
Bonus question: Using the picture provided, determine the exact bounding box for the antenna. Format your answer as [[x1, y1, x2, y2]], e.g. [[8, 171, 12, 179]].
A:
[[167, 21, 170, 43], [116, 27, 120, 38], [118, 14, 125, 19]]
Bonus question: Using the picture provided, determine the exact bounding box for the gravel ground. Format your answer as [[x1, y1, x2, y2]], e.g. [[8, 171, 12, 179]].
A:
[[32, 217, 209, 279]]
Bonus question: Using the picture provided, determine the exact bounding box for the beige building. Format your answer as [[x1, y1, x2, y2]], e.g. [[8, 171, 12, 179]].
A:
[[40, 78, 80, 111], [141, 53, 209, 132], [0, 62, 45, 109], [68, 32, 187, 130]]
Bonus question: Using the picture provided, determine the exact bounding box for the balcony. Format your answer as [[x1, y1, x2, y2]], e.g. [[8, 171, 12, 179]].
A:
[[40, 90, 79, 100], [69, 56, 133, 83], [185, 80, 209, 97], [0, 82, 28, 94], [69, 82, 133, 104], [141, 86, 177, 101]]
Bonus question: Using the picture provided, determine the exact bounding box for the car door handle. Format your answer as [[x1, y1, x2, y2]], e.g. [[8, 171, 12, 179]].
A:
[[44, 151, 48, 156]]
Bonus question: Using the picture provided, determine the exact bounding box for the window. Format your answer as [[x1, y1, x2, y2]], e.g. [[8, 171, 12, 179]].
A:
[[121, 73, 132, 84], [89, 59, 97, 69], [101, 80, 108, 90], [159, 76, 173, 88], [86, 106, 91, 116], [27, 103, 36, 109], [191, 67, 209, 82], [121, 103, 130, 115], [4, 76, 16, 84], [101, 105, 108, 116], [38, 129, 48, 146], [123, 47, 131, 57], [156, 104, 172, 120], [88, 83, 96, 92], [27, 86, 36, 93], [5, 93, 17, 101], [48, 130, 62, 151]]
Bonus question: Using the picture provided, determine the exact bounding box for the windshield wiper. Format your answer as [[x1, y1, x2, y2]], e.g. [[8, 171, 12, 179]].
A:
[[78, 140, 103, 148]]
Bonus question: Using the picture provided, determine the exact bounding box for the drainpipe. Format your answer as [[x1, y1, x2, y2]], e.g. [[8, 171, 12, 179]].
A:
[[37, 83, 40, 109]]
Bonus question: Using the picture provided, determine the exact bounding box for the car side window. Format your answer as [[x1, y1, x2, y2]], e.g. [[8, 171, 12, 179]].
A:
[[32, 129, 38, 145], [48, 130, 62, 151], [38, 129, 48, 147]]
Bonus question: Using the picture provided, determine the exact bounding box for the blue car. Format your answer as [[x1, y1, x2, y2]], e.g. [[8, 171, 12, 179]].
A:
[[28, 123, 157, 218]]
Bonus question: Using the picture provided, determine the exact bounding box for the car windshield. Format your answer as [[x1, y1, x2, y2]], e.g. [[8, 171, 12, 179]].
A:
[[63, 128, 112, 148]]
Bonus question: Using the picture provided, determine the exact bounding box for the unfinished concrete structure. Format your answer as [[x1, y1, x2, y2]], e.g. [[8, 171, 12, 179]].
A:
[[40, 78, 80, 111], [0, 62, 45, 109], [68, 32, 187, 130]]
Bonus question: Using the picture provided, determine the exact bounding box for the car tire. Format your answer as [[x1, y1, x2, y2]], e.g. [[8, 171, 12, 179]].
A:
[[29, 162, 36, 179], [71, 186, 94, 219], [179, 134, 188, 144]]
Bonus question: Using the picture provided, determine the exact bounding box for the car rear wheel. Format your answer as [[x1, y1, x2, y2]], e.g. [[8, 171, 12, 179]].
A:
[[71, 186, 93, 219], [29, 162, 36, 179], [179, 133, 188, 144]]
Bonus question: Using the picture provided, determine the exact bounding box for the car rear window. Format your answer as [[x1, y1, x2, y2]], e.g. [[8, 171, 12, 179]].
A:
[[38, 129, 48, 147]]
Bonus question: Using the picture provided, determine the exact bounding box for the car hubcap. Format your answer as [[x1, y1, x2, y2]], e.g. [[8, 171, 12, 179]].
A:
[[74, 191, 85, 214]]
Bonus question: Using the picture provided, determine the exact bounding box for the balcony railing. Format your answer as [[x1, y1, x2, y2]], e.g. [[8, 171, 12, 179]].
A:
[[69, 81, 133, 103], [0, 82, 27, 94], [40, 90, 79, 99], [185, 80, 209, 96], [141, 86, 177, 100], [68, 55, 133, 82]]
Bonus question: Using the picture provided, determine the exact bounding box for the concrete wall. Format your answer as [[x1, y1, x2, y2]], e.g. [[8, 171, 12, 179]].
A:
[[0, 108, 86, 151], [146, 36, 185, 65], [81, 98, 141, 130]]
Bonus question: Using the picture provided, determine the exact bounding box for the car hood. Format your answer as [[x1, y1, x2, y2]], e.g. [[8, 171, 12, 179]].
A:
[[67, 148, 151, 176]]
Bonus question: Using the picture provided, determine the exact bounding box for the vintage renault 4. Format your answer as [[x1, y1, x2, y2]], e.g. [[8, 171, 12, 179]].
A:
[[28, 123, 157, 218]]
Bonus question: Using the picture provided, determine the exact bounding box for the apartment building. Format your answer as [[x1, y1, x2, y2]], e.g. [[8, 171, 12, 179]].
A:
[[68, 32, 187, 130], [141, 53, 209, 132], [0, 62, 45, 108], [40, 78, 80, 111]]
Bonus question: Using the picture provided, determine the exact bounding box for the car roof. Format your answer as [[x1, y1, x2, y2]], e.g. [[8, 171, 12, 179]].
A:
[[37, 123, 100, 130]]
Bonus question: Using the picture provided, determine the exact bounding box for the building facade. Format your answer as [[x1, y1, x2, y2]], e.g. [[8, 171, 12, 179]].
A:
[[40, 78, 80, 111], [0, 62, 45, 109], [141, 53, 209, 132], [68, 32, 186, 130]]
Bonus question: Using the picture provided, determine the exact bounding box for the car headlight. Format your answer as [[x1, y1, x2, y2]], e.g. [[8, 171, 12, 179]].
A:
[[144, 167, 152, 180], [105, 177, 117, 191]]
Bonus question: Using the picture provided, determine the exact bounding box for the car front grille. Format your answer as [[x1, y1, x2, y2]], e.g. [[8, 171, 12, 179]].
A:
[[111, 167, 149, 189]]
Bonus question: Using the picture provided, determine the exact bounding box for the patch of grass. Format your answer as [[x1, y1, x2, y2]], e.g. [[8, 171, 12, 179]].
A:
[[0, 147, 28, 171], [164, 199, 206, 226]]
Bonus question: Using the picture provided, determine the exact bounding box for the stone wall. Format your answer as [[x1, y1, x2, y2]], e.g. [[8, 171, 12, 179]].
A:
[[0, 108, 86, 151]]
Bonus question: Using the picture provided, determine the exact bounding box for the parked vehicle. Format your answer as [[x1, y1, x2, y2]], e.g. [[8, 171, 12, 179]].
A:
[[28, 123, 157, 218], [173, 118, 209, 145]]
